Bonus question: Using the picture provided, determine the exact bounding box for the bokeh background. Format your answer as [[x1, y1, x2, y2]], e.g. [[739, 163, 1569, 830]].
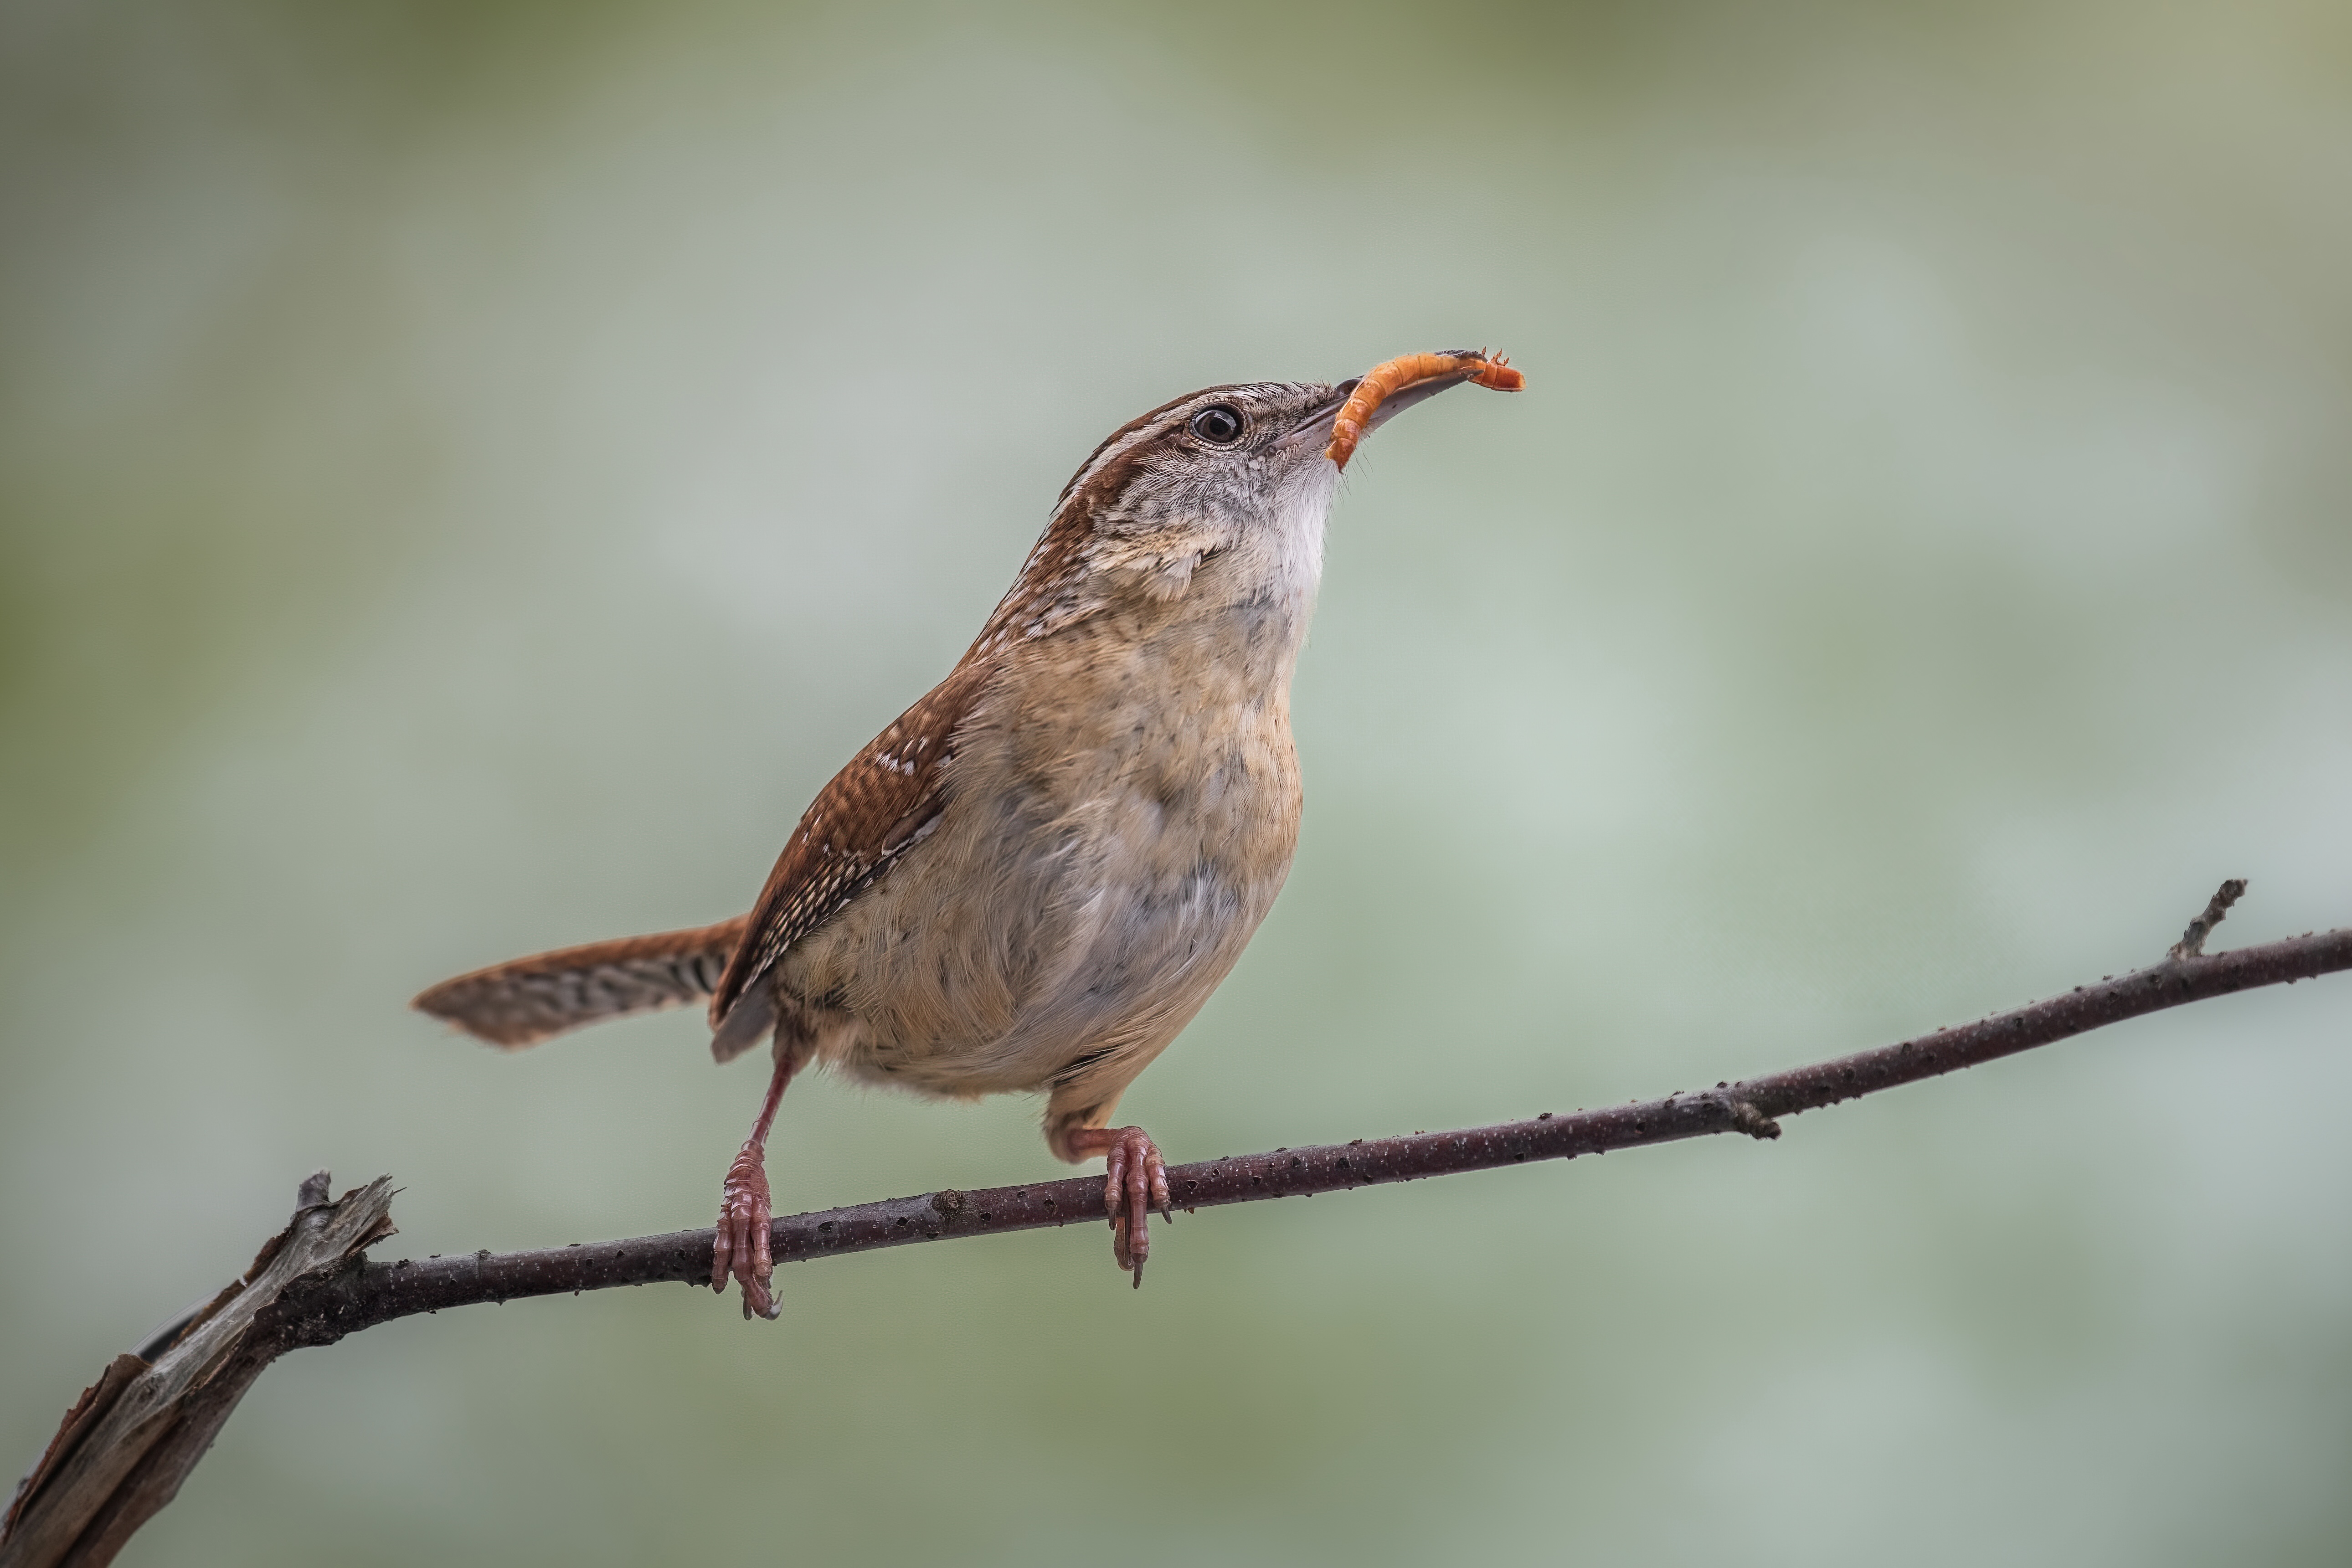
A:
[[6, 2, 2352, 1563]]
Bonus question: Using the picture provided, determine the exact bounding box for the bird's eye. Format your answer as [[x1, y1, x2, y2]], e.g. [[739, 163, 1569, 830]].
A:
[[1189, 405, 1245, 445]]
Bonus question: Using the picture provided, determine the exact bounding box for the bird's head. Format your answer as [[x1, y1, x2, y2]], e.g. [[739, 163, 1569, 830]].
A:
[[978, 351, 1521, 643]]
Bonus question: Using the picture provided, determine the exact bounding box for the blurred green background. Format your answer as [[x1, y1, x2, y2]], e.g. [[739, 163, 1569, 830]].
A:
[[5, 2, 2351, 1563]]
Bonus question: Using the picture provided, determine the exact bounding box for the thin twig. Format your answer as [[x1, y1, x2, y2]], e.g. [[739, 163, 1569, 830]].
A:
[[10, 884, 2351, 1568], [2170, 877, 2247, 959], [261, 887, 2349, 1346]]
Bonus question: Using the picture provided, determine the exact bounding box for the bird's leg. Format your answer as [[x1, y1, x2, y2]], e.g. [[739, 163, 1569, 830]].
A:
[[1062, 1125, 1173, 1287], [711, 1047, 800, 1320]]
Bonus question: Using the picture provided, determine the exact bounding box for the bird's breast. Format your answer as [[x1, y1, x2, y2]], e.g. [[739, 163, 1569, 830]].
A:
[[779, 594, 1307, 1098]]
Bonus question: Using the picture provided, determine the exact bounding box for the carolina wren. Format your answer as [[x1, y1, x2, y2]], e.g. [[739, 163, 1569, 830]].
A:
[[416, 350, 1523, 1317]]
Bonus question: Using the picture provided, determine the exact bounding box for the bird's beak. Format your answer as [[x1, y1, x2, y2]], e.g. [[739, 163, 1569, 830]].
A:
[[1282, 382, 1361, 447], [1283, 375, 1467, 449], [1282, 350, 1523, 466], [1285, 379, 1451, 451], [1345, 369, 1473, 434]]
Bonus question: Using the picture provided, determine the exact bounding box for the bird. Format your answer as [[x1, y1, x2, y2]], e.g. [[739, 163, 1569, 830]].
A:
[[413, 349, 1524, 1318]]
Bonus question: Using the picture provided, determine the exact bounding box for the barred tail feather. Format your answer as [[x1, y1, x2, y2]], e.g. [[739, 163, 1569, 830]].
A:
[[413, 915, 751, 1049]]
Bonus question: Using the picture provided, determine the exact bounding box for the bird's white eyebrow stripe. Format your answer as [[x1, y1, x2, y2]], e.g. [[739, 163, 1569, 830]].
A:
[[1050, 383, 1303, 515], [1058, 424, 1158, 510]]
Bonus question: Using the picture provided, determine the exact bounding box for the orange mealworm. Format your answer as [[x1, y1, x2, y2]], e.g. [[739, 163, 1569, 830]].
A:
[[1324, 349, 1524, 468]]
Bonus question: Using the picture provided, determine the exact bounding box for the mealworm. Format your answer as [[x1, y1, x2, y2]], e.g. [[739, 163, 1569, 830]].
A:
[[1324, 350, 1524, 468]]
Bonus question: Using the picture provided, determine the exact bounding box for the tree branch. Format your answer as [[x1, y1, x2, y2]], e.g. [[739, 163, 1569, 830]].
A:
[[1, 1176, 396, 1568], [8, 884, 2349, 1567], [290, 893, 2348, 1336]]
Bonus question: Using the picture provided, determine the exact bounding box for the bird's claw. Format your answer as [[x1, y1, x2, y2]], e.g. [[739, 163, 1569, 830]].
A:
[[1099, 1126, 1173, 1287], [710, 1143, 779, 1321]]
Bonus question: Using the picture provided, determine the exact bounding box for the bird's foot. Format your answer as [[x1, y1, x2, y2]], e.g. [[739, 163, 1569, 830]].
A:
[[711, 1142, 779, 1320], [1068, 1125, 1173, 1287]]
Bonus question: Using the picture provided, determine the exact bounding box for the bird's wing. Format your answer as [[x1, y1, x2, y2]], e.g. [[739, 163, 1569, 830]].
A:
[[707, 657, 997, 1034]]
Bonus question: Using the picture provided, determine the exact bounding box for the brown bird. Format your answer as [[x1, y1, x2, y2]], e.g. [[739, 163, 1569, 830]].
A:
[[414, 349, 1524, 1317]]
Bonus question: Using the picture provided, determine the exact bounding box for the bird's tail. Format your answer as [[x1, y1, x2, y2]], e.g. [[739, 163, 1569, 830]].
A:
[[412, 915, 752, 1049]]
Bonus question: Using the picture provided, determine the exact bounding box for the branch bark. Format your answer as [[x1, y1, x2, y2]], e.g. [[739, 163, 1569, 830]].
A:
[[1, 1176, 396, 1568], [8, 885, 2349, 1567]]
